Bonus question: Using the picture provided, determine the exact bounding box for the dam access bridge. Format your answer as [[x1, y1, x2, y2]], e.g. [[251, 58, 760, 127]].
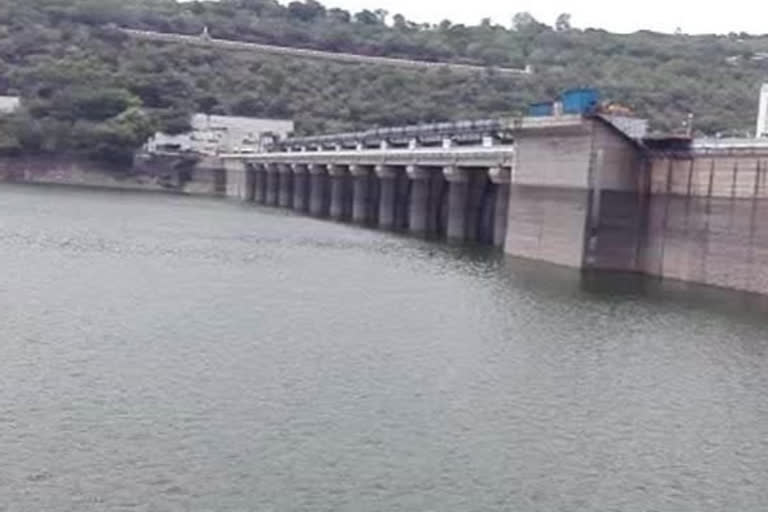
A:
[[206, 114, 768, 296]]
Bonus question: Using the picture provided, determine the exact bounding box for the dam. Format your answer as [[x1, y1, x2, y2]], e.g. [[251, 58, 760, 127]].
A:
[[195, 114, 768, 296]]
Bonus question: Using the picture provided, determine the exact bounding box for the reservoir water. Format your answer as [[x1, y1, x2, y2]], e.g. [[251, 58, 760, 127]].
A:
[[1, 184, 767, 511]]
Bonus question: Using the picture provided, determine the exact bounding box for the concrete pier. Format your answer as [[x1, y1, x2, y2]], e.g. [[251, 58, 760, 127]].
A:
[[278, 164, 294, 208], [254, 164, 267, 204], [466, 170, 492, 243], [407, 165, 431, 234], [309, 164, 328, 217], [292, 164, 309, 212], [243, 165, 256, 201], [489, 167, 511, 247], [376, 165, 398, 230], [265, 164, 279, 206], [328, 165, 348, 220], [224, 159, 249, 200], [350, 164, 372, 224], [443, 166, 469, 241]]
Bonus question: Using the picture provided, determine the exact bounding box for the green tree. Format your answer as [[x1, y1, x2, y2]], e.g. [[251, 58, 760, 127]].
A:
[[354, 9, 379, 25], [555, 13, 571, 32], [155, 109, 193, 135], [287, 0, 325, 22], [0, 0, 763, 157]]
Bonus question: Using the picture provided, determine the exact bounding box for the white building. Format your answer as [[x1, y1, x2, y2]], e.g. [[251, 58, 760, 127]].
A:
[[757, 84, 768, 138], [0, 96, 21, 115], [147, 114, 294, 154]]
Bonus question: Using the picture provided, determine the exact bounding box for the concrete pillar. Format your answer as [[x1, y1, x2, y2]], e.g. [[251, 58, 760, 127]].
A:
[[278, 164, 293, 208], [444, 166, 469, 241], [407, 165, 431, 234], [376, 165, 398, 230], [309, 164, 328, 217], [243, 164, 256, 201], [292, 164, 309, 213], [253, 164, 267, 204], [224, 159, 248, 200], [489, 166, 512, 248], [265, 164, 279, 206], [350, 164, 372, 224], [328, 164, 348, 221]]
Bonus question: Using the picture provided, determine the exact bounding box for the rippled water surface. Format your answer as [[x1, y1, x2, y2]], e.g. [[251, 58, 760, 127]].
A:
[[2, 184, 768, 511]]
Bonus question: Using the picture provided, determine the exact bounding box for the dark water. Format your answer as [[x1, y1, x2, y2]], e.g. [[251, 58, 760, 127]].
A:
[[2, 184, 767, 512]]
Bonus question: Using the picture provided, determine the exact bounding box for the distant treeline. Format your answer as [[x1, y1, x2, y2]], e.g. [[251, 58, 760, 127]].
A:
[[0, 0, 767, 163]]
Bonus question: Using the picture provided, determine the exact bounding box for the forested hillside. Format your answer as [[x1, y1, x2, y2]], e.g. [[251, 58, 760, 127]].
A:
[[1, 0, 768, 163]]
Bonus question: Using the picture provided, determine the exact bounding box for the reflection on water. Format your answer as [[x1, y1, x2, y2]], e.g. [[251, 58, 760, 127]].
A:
[[1, 184, 767, 511]]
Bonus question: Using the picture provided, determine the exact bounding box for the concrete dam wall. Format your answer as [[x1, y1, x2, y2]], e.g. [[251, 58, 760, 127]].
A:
[[644, 150, 768, 294], [217, 117, 768, 296], [5, 120, 768, 298], [0, 157, 172, 191], [0, 155, 225, 196]]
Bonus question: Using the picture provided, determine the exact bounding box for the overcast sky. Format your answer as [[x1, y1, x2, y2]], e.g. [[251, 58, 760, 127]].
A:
[[323, 0, 768, 35]]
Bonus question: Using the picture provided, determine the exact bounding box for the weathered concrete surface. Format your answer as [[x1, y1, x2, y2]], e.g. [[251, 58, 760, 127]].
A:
[[376, 165, 398, 230], [265, 165, 279, 206], [224, 159, 250, 200], [465, 167, 494, 244], [489, 167, 511, 248], [292, 164, 309, 212], [253, 165, 267, 203], [406, 165, 430, 234], [350, 165, 373, 224], [505, 125, 593, 267], [0, 155, 233, 197], [505, 185, 590, 268], [642, 154, 768, 294], [309, 164, 329, 217], [278, 164, 294, 208], [443, 166, 469, 241], [507, 118, 646, 272], [584, 121, 649, 273], [328, 165, 350, 220]]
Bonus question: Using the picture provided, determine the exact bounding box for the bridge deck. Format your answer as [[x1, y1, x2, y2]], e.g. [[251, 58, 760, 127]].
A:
[[221, 146, 516, 168]]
